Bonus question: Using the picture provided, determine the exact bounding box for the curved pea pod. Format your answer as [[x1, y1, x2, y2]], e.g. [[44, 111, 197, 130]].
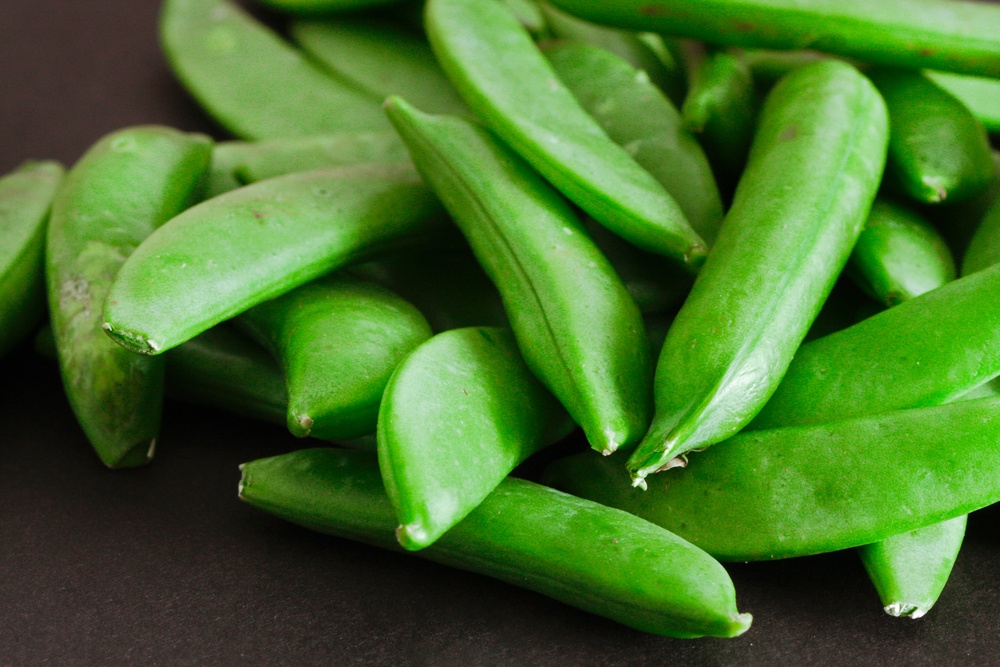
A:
[[239, 275, 432, 440], [927, 71, 1000, 134], [547, 396, 1000, 561], [291, 17, 468, 116], [538, 2, 686, 105], [681, 51, 757, 200], [103, 163, 448, 356], [378, 327, 574, 550], [858, 515, 966, 619], [545, 0, 1000, 78], [626, 60, 888, 486], [0, 160, 63, 358], [868, 68, 993, 205], [961, 196, 1000, 276], [849, 198, 956, 307], [161, 0, 389, 140], [206, 131, 410, 197], [545, 42, 724, 246], [424, 0, 707, 268], [385, 98, 652, 455], [48, 126, 212, 468], [239, 447, 752, 638]]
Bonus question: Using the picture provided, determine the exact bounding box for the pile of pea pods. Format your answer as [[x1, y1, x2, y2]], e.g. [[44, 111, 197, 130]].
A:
[[7, 0, 1000, 640]]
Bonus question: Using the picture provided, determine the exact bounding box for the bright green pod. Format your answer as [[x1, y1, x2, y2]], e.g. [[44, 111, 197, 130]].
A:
[[927, 71, 1000, 134], [206, 131, 410, 197], [849, 198, 956, 307], [239, 447, 752, 638], [378, 327, 573, 550], [547, 396, 1000, 561], [424, 0, 707, 268], [869, 68, 994, 205], [961, 196, 1000, 276], [538, 2, 686, 105], [385, 98, 652, 454], [0, 160, 63, 358], [545, 41, 724, 246], [251, 0, 410, 13], [291, 17, 469, 116], [239, 275, 432, 440], [545, 0, 1000, 78], [103, 163, 448, 356], [857, 515, 967, 619], [681, 51, 757, 200], [161, 0, 389, 140], [48, 126, 212, 468], [627, 60, 888, 486]]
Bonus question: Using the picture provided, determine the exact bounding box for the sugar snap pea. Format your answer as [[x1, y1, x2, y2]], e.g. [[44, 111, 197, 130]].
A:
[[239, 274, 432, 440], [627, 60, 888, 486], [868, 68, 994, 205], [424, 0, 707, 268], [378, 327, 573, 550], [161, 0, 389, 140], [545, 41, 724, 246], [239, 447, 752, 638], [103, 163, 448, 356], [48, 126, 212, 468], [546, 396, 1000, 561], [545, 0, 1000, 78], [926, 71, 1000, 134], [385, 98, 651, 455], [0, 160, 63, 358], [961, 195, 1000, 276]]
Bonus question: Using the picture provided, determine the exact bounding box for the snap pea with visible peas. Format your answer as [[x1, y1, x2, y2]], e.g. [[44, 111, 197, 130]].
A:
[[385, 97, 652, 456], [627, 60, 888, 487], [239, 447, 752, 638]]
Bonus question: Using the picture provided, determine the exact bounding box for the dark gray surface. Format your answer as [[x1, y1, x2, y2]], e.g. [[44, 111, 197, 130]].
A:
[[3, 1, 1000, 664]]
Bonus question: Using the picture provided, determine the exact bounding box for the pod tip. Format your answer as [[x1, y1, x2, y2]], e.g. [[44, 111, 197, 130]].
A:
[[102, 321, 161, 355], [396, 523, 431, 551], [729, 612, 753, 637], [884, 602, 929, 619]]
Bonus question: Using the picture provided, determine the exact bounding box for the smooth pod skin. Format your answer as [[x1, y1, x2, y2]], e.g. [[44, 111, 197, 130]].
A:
[[927, 71, 1000, 134], [546, 396, 1000, 561], [385, 98, 652, 455], [545, 42, 724, 246], [239, 274, 432, 440], [858, 515, 967, 619], [378, 327, 574, 550], [239, 447, 752, 638], [291, 17, 469, 116], [206, 131, 410, 197], [545, 0, 1000, 78], [0, 160, 63, 358], [849, 198, 956, 307], [424, 0, 707, 268], [681, 51, 757, 200], [627, 60, 888, 486], [47, 126, 212, 468], [961, 196, 1000, 276], [868, 68, 994, 205], [160, 0, 389, 139], [103, 163, 448, 356]]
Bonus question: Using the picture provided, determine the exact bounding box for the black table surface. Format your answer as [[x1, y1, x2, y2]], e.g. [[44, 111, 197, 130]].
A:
[[4, 1, 1000, 664]]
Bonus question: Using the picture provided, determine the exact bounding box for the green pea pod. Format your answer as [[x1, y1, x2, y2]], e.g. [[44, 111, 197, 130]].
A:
[[681, 51, 757, 200], [239, 447, 752, 638], [424, 0, 707, 268], [103, 163, 448, 356], [161, 0, 389, 139], [626, 60, 888, 486], [867, 68, 993, 205], [291, 17, 469, 116], [927, 71, 1000, 134], [378, 327, 573, 550], [385, 98, 651, 455], [545, 0, 1000, 78], [961, 195, 1000, 276], [206, 131, 410, 197], [849, 198, 956, 307], [538, 2, 686, 105], [48, 126, 212, 468], [239, 275, 432, 440], [546, 396, 1000, 561], [251, 0, 410, 14], [545, 41, 724, 246], [857, 515, 967, 619], [0, 160, 63, 358]]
